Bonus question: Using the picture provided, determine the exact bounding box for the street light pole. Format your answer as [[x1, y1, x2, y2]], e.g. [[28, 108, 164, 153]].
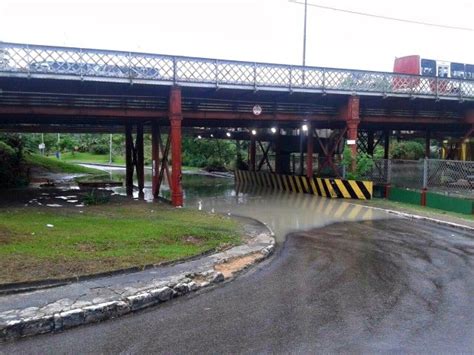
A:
[[302, 0, 308, 66]]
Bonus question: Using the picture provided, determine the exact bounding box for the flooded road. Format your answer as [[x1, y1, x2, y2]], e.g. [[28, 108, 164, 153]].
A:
[[80, 164, 392, 242], [3, 167, 474, 353]]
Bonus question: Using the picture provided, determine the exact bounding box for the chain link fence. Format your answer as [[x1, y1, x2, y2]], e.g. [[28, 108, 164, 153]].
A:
[[363, 159, 474, 198], [252, 154, 473, 198]]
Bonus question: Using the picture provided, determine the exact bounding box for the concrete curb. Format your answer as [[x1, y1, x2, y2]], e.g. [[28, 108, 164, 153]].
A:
[[352, 203, 474, 232], [0, 216, 275, 342]]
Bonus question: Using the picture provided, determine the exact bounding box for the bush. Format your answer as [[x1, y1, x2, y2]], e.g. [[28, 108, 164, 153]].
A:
[[342, 146, 375, 180], [0, 140, 29, 188], [90, 144, 109, 155], [204, 158, 227, 172], [391, 141, 424, 160]]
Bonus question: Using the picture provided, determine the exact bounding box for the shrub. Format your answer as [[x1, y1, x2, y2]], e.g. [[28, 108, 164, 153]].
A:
[[391, 141, 424, 160], [0, 140, 28, 188], [90, 144, 109, 155], [342, 146, 375, 180], [205, 158, 227, 172]]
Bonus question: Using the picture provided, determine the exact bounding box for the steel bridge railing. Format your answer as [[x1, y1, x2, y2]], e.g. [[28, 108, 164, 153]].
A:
[[0, 42, 473, 100]]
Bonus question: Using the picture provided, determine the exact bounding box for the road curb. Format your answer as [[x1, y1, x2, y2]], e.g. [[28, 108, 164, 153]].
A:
[[352, 203, 474, 232], [0, 216, 275, 342]]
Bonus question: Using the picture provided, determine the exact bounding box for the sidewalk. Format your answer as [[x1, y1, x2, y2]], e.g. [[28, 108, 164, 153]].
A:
[[0, 216, 275, 342], [352, 199, 474, 230]]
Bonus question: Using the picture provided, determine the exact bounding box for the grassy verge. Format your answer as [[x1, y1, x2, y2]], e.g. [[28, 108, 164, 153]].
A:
[[25, 154, 106, 175], [354, 198, 474, 225], [59, 151, 125, 165], [0, 203, 241, 284]]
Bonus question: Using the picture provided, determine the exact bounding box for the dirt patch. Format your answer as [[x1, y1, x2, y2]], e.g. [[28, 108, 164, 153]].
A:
[[0, 226, 16, 245], [181, 236, 204, 246], [214, 252, 264, 278]]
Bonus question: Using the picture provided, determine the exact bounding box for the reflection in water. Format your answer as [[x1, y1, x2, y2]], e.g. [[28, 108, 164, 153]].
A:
[[188, 183, 393, 242], [83, 165, 393, 243]]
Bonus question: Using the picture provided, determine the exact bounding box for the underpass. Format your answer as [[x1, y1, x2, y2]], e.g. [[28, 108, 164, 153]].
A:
[[2, 175, 474, 353]]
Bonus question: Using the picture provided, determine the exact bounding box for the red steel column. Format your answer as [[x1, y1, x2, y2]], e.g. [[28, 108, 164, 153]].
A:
[[125, 123, 134, 197], [169, 87, 183, 207], [345, 96, 360, 172], [151, 122, 160, 199], [306, 122, 313, 178]]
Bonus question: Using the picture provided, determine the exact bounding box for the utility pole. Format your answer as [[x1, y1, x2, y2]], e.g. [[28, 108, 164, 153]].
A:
[[302, 0, 308, 66]]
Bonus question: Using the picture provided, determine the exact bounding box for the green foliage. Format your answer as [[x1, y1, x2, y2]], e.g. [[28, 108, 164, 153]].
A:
[[373, 146, 385, 159], [90, 143, 109, 155], [0, 135, 29, 188], [391, 141, 425, 160], [342, 146, 375, 180], [182, 137, 237, 170]]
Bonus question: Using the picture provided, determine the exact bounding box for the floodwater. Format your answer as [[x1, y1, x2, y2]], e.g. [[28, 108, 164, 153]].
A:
[[84, 164, 393, 242], [6, 166, 474, 353]]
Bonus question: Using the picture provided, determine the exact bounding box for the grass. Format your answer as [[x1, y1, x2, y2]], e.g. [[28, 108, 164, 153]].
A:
[[0, 203, 241, 284], [59, 152, 125, 165], [25, 154, 106, 175], [355, 198, 474, 224]]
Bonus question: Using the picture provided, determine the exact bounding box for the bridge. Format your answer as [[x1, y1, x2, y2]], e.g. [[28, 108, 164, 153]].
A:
[[1, 42, 473, 206]]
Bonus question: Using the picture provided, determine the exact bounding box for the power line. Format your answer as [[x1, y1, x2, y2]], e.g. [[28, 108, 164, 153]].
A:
[[289, 0, 474, 32]]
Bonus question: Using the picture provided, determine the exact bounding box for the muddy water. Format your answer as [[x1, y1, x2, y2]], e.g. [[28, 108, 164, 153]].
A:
[[86, 165, 393, 243]]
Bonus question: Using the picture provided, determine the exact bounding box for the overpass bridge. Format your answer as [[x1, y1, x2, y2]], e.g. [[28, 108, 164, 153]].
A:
[[0, 42, 473, 206]]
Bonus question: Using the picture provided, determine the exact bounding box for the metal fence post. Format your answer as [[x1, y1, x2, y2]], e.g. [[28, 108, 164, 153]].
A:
[[342, 164, 346, 179], [422, 158, 428, 189]]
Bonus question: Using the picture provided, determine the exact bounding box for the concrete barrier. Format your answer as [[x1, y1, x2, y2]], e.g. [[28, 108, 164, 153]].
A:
[[235, 170, 372, 200]]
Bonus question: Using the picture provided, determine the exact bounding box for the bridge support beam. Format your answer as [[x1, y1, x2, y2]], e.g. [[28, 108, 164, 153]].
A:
[[151, 122, 160, 199], [425, 130, 431, 158], [367, 130, 374, 156], [384, 130, 390, 159], [249, 135, 256, 171], [306, 122, 314, 178], [169, 86, 183, 207], [136, 122, 145, 199], [125, 123, 134, 197]]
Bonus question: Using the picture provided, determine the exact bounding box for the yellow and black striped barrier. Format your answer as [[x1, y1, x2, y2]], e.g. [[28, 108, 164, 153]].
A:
[[235, 170, 373, 200]]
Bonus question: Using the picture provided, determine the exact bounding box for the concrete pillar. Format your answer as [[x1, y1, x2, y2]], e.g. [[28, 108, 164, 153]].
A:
[[306, 123, 314, 178], [136, 122, 145, 199], [169, 86, 183, 207], [151, 123, 160, 199], [125, 123, 134, 197]]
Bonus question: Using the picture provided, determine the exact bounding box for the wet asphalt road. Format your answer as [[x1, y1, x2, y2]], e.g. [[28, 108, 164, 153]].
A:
[[2, 218, 474, 354]]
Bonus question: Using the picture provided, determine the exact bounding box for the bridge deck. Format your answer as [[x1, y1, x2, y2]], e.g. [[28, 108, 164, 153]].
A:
[[1, 42, 473, 101]]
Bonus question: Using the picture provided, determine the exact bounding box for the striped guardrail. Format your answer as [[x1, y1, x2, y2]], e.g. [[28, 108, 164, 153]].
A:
[[235, 170, 372, 200]]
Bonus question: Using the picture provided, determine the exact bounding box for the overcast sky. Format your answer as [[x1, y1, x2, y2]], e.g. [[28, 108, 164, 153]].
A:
[[0, 0, 472, 71]]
